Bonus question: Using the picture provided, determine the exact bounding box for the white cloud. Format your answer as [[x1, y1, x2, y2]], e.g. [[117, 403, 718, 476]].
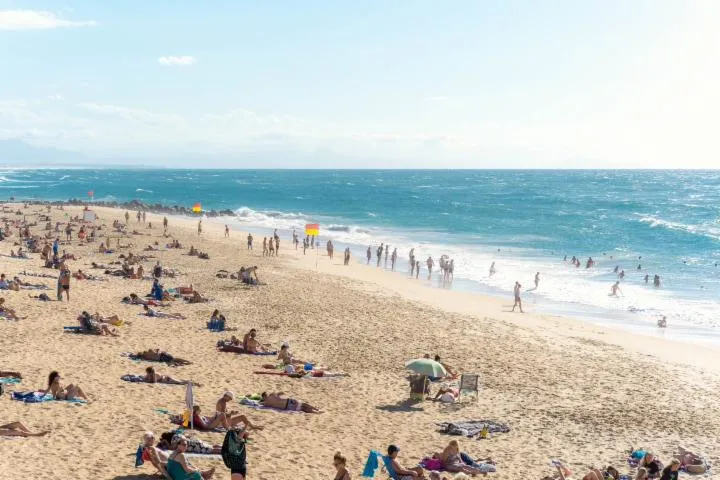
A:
[[48, 95, 65, 101], [0, 10, 97, 30], [158, 56, 196, 67]]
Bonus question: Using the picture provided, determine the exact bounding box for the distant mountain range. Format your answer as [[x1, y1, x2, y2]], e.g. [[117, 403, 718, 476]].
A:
[[0, 139, 86, 166]]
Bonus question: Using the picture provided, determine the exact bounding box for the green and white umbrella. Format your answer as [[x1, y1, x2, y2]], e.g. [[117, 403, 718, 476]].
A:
[[404, 358, 447, 377]]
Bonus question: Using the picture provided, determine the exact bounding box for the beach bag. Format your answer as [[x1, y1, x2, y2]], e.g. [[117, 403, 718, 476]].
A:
[[221, 429, 247, 471]]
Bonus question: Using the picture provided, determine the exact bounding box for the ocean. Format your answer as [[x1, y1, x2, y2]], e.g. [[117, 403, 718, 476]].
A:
[[2, 168, 719, 345]]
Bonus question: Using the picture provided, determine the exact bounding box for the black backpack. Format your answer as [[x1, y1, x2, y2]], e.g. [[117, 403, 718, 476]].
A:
[[221, 429, 247, 471]]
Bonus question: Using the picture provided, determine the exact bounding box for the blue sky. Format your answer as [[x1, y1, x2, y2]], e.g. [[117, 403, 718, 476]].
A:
[[1, 0, 719, 167]]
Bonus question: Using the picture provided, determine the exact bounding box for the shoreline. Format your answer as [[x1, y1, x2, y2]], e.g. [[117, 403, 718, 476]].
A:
[[10, 198, 720, 360]]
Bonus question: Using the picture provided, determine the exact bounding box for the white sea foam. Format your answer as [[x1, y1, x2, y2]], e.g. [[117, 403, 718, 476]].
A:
[[221, 206, 720, 332]]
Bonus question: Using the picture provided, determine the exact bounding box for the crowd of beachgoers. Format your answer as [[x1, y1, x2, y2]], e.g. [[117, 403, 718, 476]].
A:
[[0, 202, 715, 480]]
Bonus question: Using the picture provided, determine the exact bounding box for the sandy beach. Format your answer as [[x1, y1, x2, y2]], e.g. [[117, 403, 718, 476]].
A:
[[1, 203, 719, 480]]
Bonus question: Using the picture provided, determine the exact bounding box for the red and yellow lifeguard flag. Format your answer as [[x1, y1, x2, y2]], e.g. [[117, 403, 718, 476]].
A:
[[192, 203, 202, 214], [305, 223, 319, 236]]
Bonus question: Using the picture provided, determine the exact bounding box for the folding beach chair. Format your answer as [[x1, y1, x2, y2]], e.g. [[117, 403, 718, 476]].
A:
[[408, 375, 429, 402], [459, 373, 480, 402]]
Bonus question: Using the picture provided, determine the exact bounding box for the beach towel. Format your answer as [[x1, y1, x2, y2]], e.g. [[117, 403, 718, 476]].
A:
[[10, 391, 86, 404], [0, 377, 21, 385], [437, 420, 510, 437], [238, 397, 302, 414], [121, 374, 146, 383], [63, 326, 86, 333], [362, 450, 381, 477]]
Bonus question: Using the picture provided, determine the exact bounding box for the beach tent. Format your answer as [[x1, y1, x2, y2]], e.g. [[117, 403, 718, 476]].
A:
[[83, 210, 96, 222]]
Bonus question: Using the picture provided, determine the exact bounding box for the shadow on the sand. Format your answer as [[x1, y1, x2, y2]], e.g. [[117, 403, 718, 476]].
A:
[[375, 400, 424, 412]]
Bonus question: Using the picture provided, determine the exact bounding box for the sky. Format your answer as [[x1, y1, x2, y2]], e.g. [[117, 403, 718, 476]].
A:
[[1, 0, 720, 168]]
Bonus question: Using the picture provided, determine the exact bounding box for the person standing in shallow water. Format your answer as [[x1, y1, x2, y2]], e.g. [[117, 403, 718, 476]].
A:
[[426, 256, 434, 279], [391, 248, 397, 271], [415, 260, 421, 279], [511, 281, 523, 313], [366, 246, 371, 265]]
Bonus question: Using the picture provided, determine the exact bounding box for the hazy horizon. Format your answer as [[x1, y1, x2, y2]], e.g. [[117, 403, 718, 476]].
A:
[[2, 1, 720, 168]]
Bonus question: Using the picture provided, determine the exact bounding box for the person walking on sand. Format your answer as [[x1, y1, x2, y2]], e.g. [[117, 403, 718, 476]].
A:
[[534, 272, 540, 289], [197, 220, 202, 236], [57, 265, 71, 302], [225, 225, 229, 237], [293, 230, 298, 250], [376, 244, 384, 267], [384, 245, 389, 268], [415, 260, 421, 279], [409, 248, 415, 269], [125, 211, 130, 224], [366, 246, 372, 265], [344, 247, 351, 265], [426, 256, 434, 279], [142, 211, 146, 224], [511, 281, 523, 312], [163, 216, 168, 232], [327, 240, 334, 259], [303, 237, 308, 255]]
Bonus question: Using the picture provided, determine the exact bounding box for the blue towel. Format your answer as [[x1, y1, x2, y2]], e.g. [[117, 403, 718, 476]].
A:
[[122, 374, 146, 383], [11, 390, 86, 404], [11, 391, 53, 403], [135, 445, 145, 467], [63, 326, 84, 333], [0, 377, 21, 385], [362, 450, 381, 478]]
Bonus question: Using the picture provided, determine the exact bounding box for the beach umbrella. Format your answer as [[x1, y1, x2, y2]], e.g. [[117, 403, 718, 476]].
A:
[[184, 382, 194, 429], [404, 358, 447, 377]]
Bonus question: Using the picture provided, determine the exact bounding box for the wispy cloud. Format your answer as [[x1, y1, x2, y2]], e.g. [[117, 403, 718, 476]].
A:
[[0, 10, 97, 30], [158, 56, 196, 67]]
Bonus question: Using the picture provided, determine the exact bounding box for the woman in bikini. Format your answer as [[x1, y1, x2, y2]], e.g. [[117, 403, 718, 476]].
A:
[[136, 349, 192, 366], [260, 391, 321, 413], [43, 371, 89, 401], [143, 366, 198, 386]]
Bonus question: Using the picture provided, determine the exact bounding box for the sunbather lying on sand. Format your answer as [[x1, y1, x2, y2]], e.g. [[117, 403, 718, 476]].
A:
[[192, 395, 263, 431], [143, 305, 186, 319], [13, 276, 46, 288], [125, 293, 167, 307], [0, 370, 22, 379], [0, 422, 49, 437], [144, 366, 198, 386], [43, 371, 89, 401], [136, 349, 192, 366], [260, 391, 321, 413], [155, 430, 221, 455], [550, 461, 620, 480]]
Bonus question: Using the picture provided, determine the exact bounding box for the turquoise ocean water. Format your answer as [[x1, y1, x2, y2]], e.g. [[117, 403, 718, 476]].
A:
[[2, 168, 719, 345]]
